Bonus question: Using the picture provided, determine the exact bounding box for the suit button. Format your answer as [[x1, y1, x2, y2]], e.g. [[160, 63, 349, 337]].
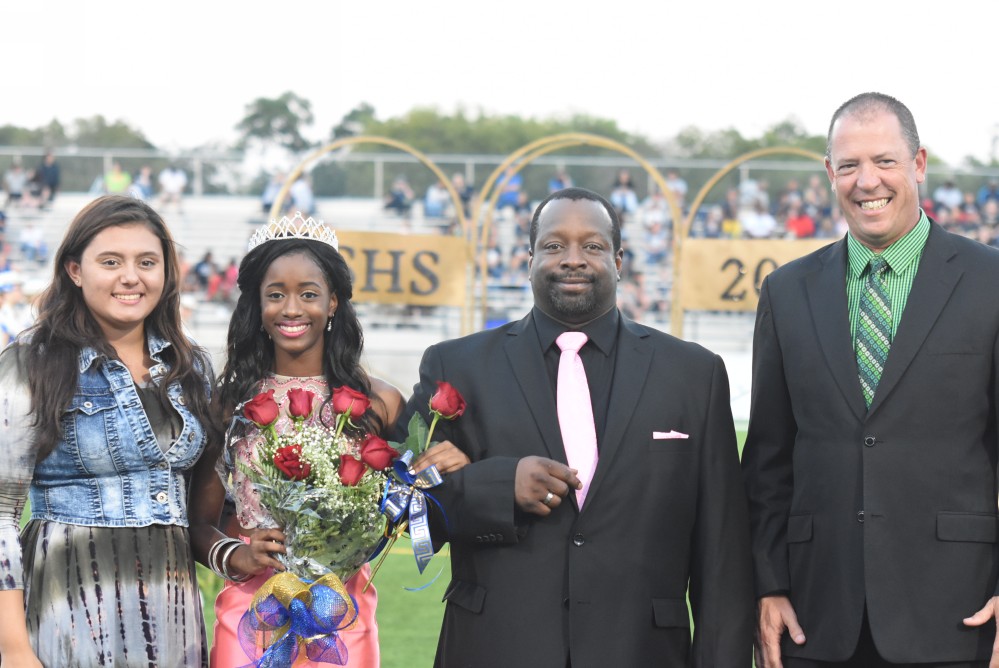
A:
[[857, 511, 865, 523], [562, 598, 569, 609], [572, 533, 585, 547], [864, 436, 876, 447], [475, 536, 483, 543]]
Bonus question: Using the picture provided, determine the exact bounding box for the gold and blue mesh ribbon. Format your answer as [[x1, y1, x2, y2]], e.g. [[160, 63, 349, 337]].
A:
[[237, 571, 358, 667]]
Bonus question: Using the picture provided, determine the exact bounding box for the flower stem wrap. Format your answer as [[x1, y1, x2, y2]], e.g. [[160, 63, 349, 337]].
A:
[[237, 571, 359, 667], [380, 450, 445, 574]]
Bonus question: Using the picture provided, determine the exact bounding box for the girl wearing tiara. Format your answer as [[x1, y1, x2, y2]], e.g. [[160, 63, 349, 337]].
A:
[[190, 213, 468, 666]]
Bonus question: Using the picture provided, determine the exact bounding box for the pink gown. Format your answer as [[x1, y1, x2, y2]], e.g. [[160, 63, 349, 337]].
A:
[[211, 374, 379, 668]]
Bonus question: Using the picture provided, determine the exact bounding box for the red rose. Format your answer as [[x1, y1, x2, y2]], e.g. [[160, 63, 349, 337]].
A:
[[429, 381, 466, 419], [360, 434, 399, 471], [273, 444, 311, 481], [331, 386, 371, 419], [338, 455, 366, 486], [286, 387, 316, 419], [244, 390, 279, 427]]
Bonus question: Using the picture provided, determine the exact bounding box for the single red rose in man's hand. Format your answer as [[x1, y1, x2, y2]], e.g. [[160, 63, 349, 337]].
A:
[[429, 381, 466, 419], [244, 390, 279, 427]]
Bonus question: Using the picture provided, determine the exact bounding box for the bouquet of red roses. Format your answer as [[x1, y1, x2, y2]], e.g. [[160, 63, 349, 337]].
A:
[[233, 385, 399, 666], [238, 385, 398, 581]]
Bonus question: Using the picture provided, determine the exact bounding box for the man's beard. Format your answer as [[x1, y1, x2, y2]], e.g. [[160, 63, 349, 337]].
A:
[[542, 274, 608, 319]]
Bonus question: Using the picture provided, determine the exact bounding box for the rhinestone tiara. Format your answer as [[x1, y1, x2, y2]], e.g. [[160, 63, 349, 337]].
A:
[[246, 212, 339, 252]]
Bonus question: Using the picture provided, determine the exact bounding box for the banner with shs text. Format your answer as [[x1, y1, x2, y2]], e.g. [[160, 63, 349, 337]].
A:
[[337, 231, 470, 306], [678, 238, 834, 312]]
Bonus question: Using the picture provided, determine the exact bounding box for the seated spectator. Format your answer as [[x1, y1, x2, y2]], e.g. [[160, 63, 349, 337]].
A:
[[610, 169, 639, 223], [0, 275, 33, 347], [640, 187, 673, 230], [548, 169, 572, 194], [664, 170, 688, 209], [104, 161, 132, 195], [384, 175, 414, 217], [776, 178, 803, 215], [193, 251, 217, 292], [803, 174, 831, 218], [496, 166, 523, 210], [740, 200, 777, 239], [977, 178, 999, 207], [424, 181, 449, 219], [450, 172, 475, 220], [958, 191, 981, 227], [131, 165, 155, 200], [784, 200, 816, 238], [289, 174, 316, 215], [17, 221, 46, 265], [260, 171, 288, 214], [36, 151, 60, 207], [933, 179, 963, 212], [158, 164, 188, 212], [508, 240, 531, 283], [3, 162, 28, 209], [644, 220, 669, 266]]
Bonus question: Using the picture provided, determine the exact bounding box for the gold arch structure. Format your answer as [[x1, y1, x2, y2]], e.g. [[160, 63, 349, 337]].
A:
[[671, 146, 826, 336], [473, 133, 683, 331], [269, 135, 476, 331]]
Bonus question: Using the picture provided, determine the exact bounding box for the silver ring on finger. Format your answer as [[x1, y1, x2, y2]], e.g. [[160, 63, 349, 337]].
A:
[[542, 491, 555, 506]]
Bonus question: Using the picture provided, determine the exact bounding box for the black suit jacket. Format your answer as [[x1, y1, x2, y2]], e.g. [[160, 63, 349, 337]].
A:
[[742, 223, 999, 663], [400, 309, 753, 668]]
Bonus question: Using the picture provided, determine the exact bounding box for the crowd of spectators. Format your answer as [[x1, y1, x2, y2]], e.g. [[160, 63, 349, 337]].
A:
[[470, 167, 999, 323]]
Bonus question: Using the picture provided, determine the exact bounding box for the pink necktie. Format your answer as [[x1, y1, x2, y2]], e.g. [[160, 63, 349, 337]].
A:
[[556, 331, 598, 507]]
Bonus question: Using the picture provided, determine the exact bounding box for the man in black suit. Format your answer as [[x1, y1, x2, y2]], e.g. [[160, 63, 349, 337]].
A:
[[400, 187, 753, 667], [743, 92, 999, 667]]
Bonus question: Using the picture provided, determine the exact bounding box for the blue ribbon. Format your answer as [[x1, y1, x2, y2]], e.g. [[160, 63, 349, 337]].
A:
[[237, 577, 358, 667], [380, 450, 444, 574]]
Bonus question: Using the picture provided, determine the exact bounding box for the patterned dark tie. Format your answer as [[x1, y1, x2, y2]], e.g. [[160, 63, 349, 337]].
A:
[[856, 256, 892, 408]]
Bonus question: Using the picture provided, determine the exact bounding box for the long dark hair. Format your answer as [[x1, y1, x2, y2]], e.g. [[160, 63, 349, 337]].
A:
[[216, 237, 381, 435], [17, 195, 218, 460]]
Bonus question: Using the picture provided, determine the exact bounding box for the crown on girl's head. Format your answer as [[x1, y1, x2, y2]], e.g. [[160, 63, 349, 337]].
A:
[[246, 212, 339, 252]]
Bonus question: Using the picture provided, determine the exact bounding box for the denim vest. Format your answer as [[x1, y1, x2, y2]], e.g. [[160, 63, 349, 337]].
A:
[[28, 334, 210, 527]]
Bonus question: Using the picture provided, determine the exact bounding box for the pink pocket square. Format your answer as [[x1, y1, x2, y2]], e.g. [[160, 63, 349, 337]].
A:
[[653, 430, 689, 440]]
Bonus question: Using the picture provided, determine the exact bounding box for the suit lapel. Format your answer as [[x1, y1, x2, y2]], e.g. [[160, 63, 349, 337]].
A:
[[805, 239, 867, 421], [504, 314, 566, 464], [868, 225, 961, 416], [583, 317, 652, 511]]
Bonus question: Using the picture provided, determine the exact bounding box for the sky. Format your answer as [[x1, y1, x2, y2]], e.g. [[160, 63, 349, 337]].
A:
[[8, 0, 998, 168]]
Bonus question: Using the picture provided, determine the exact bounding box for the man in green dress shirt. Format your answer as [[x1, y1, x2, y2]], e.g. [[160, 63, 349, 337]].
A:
[[743, 92, 999, 667]]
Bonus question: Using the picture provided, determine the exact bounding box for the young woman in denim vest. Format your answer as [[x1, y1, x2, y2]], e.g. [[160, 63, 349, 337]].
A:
[[189, 215, 468, 666], [0, 195, 218, 667]]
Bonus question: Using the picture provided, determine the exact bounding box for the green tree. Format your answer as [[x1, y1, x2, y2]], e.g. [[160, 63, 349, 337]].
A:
[[71, 116, 155, 148], [235, 92, 315, 152], [331, 102, 376, 140]]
